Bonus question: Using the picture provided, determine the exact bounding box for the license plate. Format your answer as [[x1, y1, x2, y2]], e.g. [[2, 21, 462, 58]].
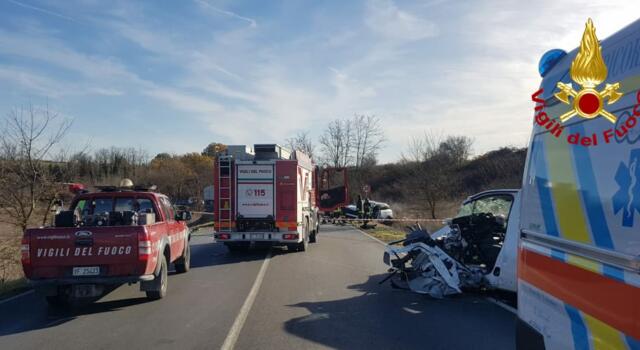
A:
[[250, 233, 264, 240], [72, 266, 100, 276]]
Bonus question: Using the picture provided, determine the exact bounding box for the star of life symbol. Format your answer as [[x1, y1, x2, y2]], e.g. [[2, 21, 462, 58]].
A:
[[555, 19, 622, 124], [613, 149, 640, 227]]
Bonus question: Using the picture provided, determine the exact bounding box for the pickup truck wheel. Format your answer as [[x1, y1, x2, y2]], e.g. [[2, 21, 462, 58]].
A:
[[175, 243, 191, 273], [146, 255, 168, 300]]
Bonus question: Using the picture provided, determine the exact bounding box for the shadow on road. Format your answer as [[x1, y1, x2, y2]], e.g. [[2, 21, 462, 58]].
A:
[[283, 273, 516, 350], [189, 240, 288, 269], [0, 292, 152, 337], [0, 238, 278, 337]]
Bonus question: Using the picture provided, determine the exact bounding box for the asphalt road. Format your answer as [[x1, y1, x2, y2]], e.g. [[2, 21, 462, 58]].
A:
[[0, 225, 516, 350]]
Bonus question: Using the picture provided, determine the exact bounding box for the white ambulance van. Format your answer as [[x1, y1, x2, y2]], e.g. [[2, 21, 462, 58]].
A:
[[517, 19, 640, 349]]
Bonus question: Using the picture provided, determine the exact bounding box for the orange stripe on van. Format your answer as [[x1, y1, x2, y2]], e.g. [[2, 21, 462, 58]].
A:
[[519, 248, 640, 339]]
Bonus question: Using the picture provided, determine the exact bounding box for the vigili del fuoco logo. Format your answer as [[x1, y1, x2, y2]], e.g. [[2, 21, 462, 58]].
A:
[[531, 18, 640, 146]]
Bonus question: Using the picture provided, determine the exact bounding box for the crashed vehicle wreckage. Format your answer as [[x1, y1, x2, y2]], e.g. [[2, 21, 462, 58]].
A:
[[381, 189, 520, 298]]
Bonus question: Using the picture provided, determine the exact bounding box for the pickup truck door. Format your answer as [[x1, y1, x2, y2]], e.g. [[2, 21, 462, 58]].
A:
[[158, 197, 185, 261]]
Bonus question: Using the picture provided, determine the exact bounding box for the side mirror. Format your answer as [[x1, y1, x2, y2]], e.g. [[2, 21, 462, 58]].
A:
[[176, 211, 192, 221]]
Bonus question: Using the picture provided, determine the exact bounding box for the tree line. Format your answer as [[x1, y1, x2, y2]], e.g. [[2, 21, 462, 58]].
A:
[[0, 106, 525, 234]]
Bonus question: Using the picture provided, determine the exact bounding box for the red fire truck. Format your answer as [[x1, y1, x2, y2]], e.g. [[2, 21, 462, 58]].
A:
[[213, 144, 320, 252]]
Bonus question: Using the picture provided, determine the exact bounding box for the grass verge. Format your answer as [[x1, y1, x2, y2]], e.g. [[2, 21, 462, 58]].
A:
[[356, 223, 406, 243], [0, 277, 28, 301]]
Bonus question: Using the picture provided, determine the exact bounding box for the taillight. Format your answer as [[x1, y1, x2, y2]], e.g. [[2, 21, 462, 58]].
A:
[[283, 233, 299, 240], [138, 230, 151, 261], [216, 233, 230, 240], [20, 235, 30, 265]]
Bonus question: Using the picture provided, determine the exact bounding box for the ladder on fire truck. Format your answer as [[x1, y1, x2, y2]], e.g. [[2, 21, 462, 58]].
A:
[[217, 155, 233, 233]]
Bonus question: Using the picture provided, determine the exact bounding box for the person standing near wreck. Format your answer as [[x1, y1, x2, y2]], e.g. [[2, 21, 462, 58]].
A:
[[356, 195, 363, 219], [363, 197, 371, 220]]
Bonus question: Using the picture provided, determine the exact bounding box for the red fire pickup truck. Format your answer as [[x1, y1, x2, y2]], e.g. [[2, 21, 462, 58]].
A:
[[21, 185, 191, 306]]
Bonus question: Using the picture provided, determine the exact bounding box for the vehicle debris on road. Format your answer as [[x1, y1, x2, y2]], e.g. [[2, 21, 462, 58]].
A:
[[382, 225, 484, 298], [381, 189, 520, 298]]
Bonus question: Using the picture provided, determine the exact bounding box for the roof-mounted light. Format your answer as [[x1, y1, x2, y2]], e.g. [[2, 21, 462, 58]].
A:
[[538, 49, 567, 77]]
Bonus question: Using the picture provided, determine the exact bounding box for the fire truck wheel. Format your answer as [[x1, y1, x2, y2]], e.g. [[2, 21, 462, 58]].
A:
[[146, 255, 168, 300], [175, 243, 191, 273], [296, 221, 310, 251]]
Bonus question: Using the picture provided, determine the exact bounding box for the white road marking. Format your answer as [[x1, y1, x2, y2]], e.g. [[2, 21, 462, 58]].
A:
[[0, 289, 34, 305], [355, 227, 387, 246], [220, 250, 272, 350], [486, 297, 518, 314]]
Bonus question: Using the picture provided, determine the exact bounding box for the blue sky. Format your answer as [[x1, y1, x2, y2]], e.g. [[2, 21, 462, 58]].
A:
[[1, 0, 639, 163]]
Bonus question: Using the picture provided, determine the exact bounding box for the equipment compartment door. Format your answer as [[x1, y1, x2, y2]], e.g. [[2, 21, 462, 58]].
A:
[[236, 164, 275, 218]]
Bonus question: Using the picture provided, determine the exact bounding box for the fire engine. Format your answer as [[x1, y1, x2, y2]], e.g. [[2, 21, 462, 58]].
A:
[[213, 144, 320, 252]]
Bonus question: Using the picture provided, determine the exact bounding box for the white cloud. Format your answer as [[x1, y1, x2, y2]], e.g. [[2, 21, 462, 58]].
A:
[[7, 0, 75, 22], [0, 29, 142, 84], [365, 0, 438, 42], [0, 65, 124, 98], [3, 0, 640, 164], [195, 0, 257, 28]]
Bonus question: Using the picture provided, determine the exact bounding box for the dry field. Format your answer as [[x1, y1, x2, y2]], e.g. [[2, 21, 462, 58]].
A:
[[0, 217, 25, 296]]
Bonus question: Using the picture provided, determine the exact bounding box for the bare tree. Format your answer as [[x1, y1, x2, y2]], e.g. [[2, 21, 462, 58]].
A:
[[286, 131, 315, 159], [401, 131, 442, 162], [0, 105, 72, 232], [438, 136, 473, 167], [401, 132, 473, 219], [318, 119, 353, 168], [352, 114, 385, 169]]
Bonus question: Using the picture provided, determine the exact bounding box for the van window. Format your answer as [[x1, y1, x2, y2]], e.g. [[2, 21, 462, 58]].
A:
[[455, 201, 473, 218]]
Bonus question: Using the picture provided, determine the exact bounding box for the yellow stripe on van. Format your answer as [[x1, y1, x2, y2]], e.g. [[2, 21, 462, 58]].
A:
[[582, 312, 627, 350], [544, 134, 592, 244], [566, 254, 601, 275]]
